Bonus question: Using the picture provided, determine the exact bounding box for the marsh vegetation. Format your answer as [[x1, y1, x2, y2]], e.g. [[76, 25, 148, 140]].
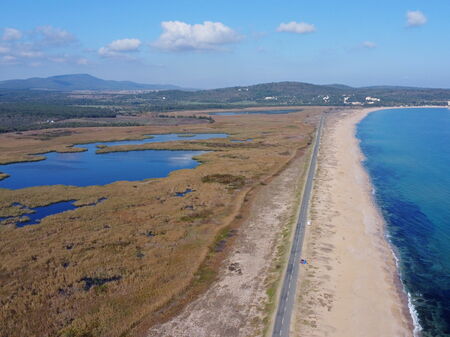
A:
[[0, 107, 322, 337]]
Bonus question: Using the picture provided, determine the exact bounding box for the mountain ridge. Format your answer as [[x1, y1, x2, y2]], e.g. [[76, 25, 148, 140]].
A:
[[0, 74, 186, 91], [2, 74, 448, 93]]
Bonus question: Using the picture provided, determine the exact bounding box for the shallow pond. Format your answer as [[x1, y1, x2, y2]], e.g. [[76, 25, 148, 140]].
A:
[[0, 198, 108, 227], [0, 201, 78, 226], [230, 138, 253, 143], [0, 133, 228, 189]]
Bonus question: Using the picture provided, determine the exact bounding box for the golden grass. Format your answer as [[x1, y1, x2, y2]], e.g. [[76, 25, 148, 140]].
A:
[[0, 107, 323, 337]]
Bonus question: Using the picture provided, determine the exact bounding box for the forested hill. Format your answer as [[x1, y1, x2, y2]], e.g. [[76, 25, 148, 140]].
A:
[[148, 81, 450, 106], [1, 75, 449, 106], [0, 74, 183, 91], [1, 79, 449, 133]]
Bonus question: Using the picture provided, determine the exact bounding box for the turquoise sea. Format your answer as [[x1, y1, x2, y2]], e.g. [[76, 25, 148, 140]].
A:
[[357, 108, 450, 337]]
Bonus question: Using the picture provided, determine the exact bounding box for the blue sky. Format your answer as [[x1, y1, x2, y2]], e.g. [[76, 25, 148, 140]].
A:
[[1, 0, 449, 88]]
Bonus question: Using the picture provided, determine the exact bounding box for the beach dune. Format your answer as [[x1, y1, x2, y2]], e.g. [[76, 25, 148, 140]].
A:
[[292, 109, 413, 337]]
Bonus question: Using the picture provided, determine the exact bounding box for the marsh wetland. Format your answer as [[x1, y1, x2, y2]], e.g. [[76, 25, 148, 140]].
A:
[[0, 107, 322, 337]]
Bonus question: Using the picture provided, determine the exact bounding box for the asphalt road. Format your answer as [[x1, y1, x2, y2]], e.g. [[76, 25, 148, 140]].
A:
[[272, 114, 325, 337]]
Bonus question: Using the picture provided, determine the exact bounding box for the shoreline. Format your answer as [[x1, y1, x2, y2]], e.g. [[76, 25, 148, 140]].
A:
[[355, 108, 419, 335], [355, 107, 426, 337], [293, 107, 414, 337]]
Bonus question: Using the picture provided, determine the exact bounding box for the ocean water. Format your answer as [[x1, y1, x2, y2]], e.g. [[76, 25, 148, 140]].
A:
[[0, 133, 227, 189], [357, 108, 450, 337]]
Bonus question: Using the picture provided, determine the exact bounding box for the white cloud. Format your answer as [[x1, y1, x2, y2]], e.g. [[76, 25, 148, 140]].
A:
[[406, 10, 427, 27], [35, 25, 76, 46], [276, 21, 316, 34], [153, 21, 242, 51], [0, 55, 18, 64], [98, 38, 142, 58], [108, 38, 141, 51], [0, 46, 10, 54], [98, 47, 112, 57], [45, 54, 88, 65], [2, 28, 22, 41], [19, 51, 44, 58], [0, 25, 88, 66], [362, 41, 376, 49]]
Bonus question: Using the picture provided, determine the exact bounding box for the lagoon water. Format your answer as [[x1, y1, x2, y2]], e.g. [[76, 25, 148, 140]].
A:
[[357, 108, 450, 337], [211, 109, 298, 116], [0, 133, 227, 190]]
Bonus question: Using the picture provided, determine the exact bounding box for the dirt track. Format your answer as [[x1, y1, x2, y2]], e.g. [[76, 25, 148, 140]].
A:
[[147, 154, 308, 337]]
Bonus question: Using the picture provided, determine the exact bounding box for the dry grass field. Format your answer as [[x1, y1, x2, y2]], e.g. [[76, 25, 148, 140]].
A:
[[0, 107, 323, 337]]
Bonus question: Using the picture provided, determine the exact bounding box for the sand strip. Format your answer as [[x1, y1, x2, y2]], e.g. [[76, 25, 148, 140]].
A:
[[292, 108, 413, 337]]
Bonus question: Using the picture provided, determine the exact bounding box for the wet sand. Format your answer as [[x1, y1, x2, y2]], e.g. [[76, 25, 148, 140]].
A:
[[292, 108, 413, 337]]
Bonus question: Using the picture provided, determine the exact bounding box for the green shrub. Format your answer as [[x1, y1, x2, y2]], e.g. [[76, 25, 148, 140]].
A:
[[201, 174, 245, 189]]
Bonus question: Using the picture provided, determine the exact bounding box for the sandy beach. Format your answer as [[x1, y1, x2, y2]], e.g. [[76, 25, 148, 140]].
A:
[[292, 108, 414, 337]]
